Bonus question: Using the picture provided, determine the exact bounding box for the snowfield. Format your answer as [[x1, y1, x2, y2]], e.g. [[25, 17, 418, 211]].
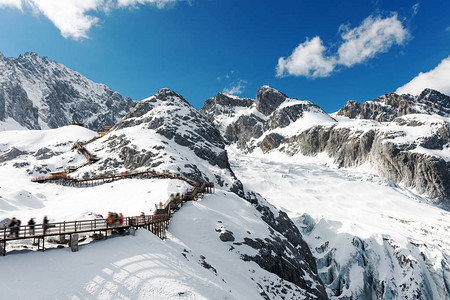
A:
[[229, 149, 450, 299]]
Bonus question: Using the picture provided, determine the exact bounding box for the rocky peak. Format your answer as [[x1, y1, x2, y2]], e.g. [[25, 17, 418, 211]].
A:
[[0, 52, 135, 130], [154, 88, 189, 105], [213, 92, 254, 107], [337, 89, 450, 122], [419, 88, 446, 99], [200, 92, 254, 125], [418, 89, 450, 112], [255, 85, 288, 115]]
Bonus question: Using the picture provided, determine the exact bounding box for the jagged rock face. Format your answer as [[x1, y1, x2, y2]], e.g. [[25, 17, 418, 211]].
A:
[[200, 92, 259, 146], [217, 192, 328, 299], [0, 52, 135, 130], [200, 92, 253, 123], [255, 85, 289, 116], [0, 147, 27, 163], [337, 89, 450, 122], [260, 133, 285, 154], [225, 114, 266, 150], [282, 116, 450, 206], [246, 204, 326, 295], [200, 85, 334, 152]]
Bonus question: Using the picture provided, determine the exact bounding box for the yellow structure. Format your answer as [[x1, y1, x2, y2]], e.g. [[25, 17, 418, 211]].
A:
[[70, 120, 84, 126]]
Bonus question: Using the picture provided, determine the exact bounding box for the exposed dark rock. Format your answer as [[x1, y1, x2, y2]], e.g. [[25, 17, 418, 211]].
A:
[[239, 202, 328, 299], [286, 124, 450, 206], [337, 89, 450, 122], [224, 114, 265, 148], [0, 147, 27, 163], [200, 92, 253, 124], [218, 230, 235, 242], [260, 133, 285, 153], [93, 88, 244, 192], [201, 86, 450, 205], [200, 256, 217, 274], [255, 86, 289, 116], [34, 147, 61, 160], [13, 162, 30, 168], [201, 85, 335, 153]]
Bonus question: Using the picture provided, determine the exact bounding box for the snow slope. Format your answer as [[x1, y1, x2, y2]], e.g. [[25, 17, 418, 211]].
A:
[[0, 106, 326, 299], [229, 150, 450, 299], [0, 192, 319, 300]]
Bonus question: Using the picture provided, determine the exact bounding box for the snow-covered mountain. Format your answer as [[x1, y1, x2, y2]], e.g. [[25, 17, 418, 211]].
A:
[[0, 52, 135, 131], [0, 88, 328, 299], [200, 86, 450, 299], [201, 86, 450, 207], [1, 80, 449, 299]]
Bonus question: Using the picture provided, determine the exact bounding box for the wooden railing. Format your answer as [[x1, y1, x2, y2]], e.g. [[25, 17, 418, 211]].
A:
[[31, 168, 203, 188], [1, 181, 214, 256], [0, 214, 170, 256]]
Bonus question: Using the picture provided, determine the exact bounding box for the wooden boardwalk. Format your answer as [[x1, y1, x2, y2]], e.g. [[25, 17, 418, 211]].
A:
[[0, 214, 170, 256], [1, 179, 214, 256], [31, 168, 209, 189], [1, 136, 215, 256]]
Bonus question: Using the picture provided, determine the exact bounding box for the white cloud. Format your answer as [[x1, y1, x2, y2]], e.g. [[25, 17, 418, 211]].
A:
[[276, 14, 409, 78], [337, 15, 408, 66], [0, 0, 177, 40], [29, 0, 103, 40], [276, 36, 335, 78], [396, 55, 450, 95], [0, 0, 22, 9], [223, 80, 246, 95], [412, 3, 420, 16], [117, 0, 175, 9]]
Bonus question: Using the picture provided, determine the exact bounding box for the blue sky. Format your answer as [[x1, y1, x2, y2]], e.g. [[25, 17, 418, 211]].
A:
[[0, 0, 449, 112]]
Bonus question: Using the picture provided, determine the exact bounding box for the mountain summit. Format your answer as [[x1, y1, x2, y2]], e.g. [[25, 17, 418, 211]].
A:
[[0, 52, 135, 131]]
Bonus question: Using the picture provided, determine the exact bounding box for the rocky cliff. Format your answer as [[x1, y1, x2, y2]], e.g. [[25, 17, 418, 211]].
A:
[[200, 86, 450, 207], [201, 86, 335, 152], [0, 52, 135, 130], [337, 88, 450, 122], [284, 115, 450, 206]]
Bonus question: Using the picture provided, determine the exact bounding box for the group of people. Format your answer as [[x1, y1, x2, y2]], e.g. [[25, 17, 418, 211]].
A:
[[7, 216, 49, 238], [106, 212, 124, 225]]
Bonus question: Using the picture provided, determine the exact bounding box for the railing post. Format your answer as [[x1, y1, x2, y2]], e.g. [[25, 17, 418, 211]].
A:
[[2, 228, 6, 256]]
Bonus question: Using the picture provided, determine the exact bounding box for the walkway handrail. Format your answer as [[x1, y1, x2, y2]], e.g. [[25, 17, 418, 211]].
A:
[[0, 214, 170, 242]]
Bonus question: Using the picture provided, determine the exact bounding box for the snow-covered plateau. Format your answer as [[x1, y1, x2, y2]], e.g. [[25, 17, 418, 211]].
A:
[[0, 81, 449, 299]]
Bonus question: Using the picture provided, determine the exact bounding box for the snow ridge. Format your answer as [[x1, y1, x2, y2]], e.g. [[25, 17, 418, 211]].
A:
[[0, 52, 135, 131]]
